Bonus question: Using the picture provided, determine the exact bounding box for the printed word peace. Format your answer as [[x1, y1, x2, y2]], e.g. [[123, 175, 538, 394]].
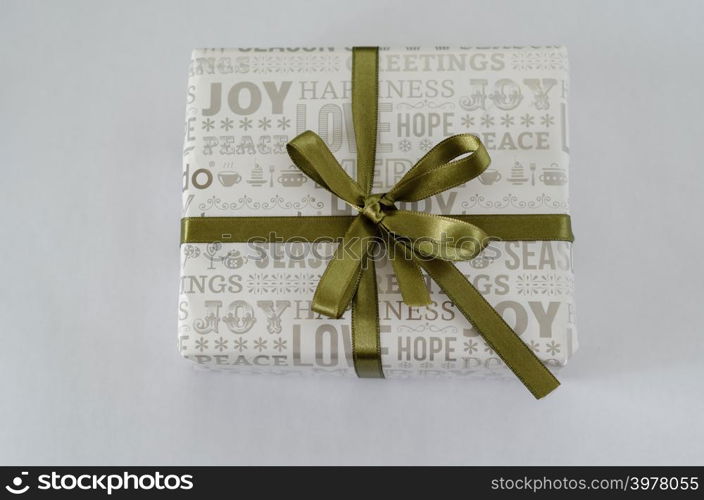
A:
[[188, 354, 288, 367], [200, 135, 289, 156]]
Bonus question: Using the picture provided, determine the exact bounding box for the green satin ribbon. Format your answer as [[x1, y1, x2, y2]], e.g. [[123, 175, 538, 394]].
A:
[[180, 47, 574, 399], [181, 214, 574, 243]]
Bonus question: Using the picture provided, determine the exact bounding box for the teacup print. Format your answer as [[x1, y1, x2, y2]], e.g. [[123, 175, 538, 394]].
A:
[[539, 163, 568, 186], [478, 169, 502, 185], [278, 167, 308, 187], [222, 249, 246, 269], [217, 171, 242, 187]]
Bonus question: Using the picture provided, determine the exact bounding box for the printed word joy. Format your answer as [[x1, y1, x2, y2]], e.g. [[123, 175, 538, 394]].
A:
[[181, 300, 291, 335], [202, 81, 292, 116]]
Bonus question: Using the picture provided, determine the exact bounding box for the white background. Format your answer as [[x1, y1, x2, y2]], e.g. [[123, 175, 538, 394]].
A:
[[1, 0, 703, 465]]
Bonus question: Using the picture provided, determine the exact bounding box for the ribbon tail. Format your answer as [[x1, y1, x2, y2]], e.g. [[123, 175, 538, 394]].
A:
[[311, 216, 377, 319], [351, 259, 384, 378], [417, 258, 560, 399], [388, 239, 432, 306]]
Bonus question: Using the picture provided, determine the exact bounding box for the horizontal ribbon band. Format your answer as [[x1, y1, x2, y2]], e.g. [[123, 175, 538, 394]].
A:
[[181, 214, 574, 244]]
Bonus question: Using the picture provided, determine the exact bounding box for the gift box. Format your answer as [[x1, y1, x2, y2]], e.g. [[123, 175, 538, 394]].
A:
[[179, 46, 576, 397]]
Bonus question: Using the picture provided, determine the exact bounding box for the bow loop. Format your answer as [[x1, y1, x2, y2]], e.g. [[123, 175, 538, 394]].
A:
[[385, 134, 491, 203], [286, 131, 366, 207]]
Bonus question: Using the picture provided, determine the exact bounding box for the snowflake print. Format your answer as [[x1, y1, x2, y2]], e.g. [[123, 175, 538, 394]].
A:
[[318, 55, 340, 72], [540, 114, 555, 127], [483, 342, 494, 355], [511, 49, 566, 71], [290, 274, 319, 294], [233, 338, 247, 352], [464, 339, 479, 354], [277, 117, 291, 130], [201, 118, 215, 131], [273, 338, 287, 352], [258, 117, 272, 130], [541, 275, 564, 296], [195, 338, 208, 352], [419, 139, 433, 151], [529, 340, 540, 352], [246, 273, 319, 295], [511, 52, 533, 71], [214, 337, 228, 352], [516, 274, 569, 296], [520, 113, 535, 127], [499, 113, 515, 127], [398, 139, 412, 152], [239, 118, 253, 130], [546, 340, 561, 355], [251, 55, 276, 74], [461, 114, 475, 128], [253, 337, 267, 352], [480, 114, 495, 127], [220, 118, 234, 131]]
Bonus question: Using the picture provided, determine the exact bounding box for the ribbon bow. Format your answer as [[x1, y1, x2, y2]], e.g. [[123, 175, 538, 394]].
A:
[[285, 47, 561, 397], [288, 131, 492, 317]]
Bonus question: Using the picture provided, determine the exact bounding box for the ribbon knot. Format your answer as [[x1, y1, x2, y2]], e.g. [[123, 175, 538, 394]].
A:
[[360, 194, 389, 224]]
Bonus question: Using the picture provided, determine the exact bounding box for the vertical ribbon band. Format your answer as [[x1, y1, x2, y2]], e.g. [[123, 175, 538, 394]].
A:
[[351, 47, 383, 378]]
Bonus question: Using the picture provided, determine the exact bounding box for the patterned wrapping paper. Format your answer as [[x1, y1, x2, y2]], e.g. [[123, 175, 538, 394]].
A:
[[179, 46, 577, 378]]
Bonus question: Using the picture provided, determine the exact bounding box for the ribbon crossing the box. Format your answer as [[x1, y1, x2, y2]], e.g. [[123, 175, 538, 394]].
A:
[[181, 47, 574, 398]]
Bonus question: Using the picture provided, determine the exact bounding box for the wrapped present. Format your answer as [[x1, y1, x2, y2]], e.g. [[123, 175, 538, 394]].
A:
[[179, 46, 576, 398]]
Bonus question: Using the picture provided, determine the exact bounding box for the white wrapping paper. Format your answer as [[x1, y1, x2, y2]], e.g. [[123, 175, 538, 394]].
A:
[[178, 46, 577, 378]]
